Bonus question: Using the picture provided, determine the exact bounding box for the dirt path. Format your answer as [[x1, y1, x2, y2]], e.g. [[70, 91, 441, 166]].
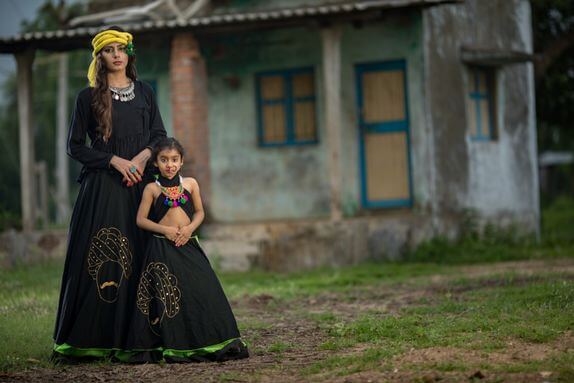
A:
[[2, 258, 573, 383]]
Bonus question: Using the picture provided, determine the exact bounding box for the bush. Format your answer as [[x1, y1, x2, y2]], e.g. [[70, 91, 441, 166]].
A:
[[0, 209, 21, 232], [406, 196, 574, 265]]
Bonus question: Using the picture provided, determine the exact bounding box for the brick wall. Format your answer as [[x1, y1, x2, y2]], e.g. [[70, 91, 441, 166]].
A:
[[169, 32, 211, 214]]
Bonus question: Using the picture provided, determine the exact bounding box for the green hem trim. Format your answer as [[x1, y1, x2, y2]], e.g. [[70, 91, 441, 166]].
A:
[[53, 337, 244, 361], [53, 343, 122, 358]]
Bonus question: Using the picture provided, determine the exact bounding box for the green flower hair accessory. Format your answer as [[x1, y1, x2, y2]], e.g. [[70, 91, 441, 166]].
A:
[[126, 42, 135, 56]]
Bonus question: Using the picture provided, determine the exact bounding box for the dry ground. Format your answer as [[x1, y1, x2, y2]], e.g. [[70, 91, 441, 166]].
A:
[[1, 258, 573, 383]]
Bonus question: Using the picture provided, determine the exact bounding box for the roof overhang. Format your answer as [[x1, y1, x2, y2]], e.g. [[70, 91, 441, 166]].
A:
[[0, 0, 463, 54], [461, 46, 534, 66]]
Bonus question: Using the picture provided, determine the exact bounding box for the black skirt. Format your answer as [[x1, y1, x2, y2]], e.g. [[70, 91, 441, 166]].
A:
[[121, 235, 249, 363], [53, 169, 149, 358]]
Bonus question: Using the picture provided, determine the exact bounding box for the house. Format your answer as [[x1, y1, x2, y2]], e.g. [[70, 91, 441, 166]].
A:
[[0, 0, 539, 271]]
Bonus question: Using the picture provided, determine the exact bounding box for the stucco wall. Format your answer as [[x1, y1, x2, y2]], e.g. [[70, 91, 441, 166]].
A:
[[137, 44, 173, 135], [339, 10, 429, 214], [202, 11, 426, 223], [423, 0, 539, 232], [202, 28, 330, 222]]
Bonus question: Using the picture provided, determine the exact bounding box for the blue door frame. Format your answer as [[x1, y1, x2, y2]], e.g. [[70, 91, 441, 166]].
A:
[[355, 59, 414, 209]]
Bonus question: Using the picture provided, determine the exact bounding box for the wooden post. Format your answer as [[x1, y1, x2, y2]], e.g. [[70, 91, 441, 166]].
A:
[[56, 52, 70, 224], [15, 50, 36, 232], [36, 161, 49, 228], [321, 26, 343, 221]]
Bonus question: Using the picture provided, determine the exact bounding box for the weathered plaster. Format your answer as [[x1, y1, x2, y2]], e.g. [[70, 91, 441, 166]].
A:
[[424, 0, 539, 232], [339, 10, 430, 212], [423, 3, 472, 213], [203, 11, 429, 223], [202, 27, 330, 222]]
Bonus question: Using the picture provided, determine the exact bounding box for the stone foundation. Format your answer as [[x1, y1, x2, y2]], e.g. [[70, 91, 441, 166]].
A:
[[0, 229, 67, 268]]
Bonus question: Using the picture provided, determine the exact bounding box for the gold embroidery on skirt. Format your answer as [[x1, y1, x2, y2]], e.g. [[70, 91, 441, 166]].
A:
[[87, 227, 133, 303], [137, 262, 181, 335]]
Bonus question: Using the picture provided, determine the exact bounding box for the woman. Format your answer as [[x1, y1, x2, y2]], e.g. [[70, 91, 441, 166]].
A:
[[52, 26, 166, 361]]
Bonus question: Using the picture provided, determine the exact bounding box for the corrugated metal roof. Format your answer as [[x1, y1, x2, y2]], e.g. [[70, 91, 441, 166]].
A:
[[0, 0, 462, 53]]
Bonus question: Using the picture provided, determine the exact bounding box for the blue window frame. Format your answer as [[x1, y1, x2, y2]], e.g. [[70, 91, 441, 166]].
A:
[[467, 67, 497, 141], [256, 67, 318, 147], [355, 59, 414, 209]]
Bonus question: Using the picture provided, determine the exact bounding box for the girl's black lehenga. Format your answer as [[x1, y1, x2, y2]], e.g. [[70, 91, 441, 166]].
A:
[[122, 181, 249, 363], [53, 81, 166, 360]]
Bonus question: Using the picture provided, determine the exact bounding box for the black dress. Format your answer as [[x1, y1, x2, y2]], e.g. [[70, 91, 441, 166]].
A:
[[53, 81, 166, 359], [121, 186, 249, 363]]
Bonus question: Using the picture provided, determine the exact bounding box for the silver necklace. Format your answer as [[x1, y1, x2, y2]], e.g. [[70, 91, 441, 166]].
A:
[[109, 81, 135, 102]]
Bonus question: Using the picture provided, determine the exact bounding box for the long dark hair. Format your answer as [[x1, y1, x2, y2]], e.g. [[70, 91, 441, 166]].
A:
[[92, 25, 137, 142]]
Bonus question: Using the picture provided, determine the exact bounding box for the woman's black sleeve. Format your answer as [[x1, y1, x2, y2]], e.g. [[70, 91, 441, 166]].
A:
[[146, 86, 167, 150], [67, 92, 114, 169]]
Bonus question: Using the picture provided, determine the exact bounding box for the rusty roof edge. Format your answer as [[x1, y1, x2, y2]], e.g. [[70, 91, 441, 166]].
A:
[[0, 0, 464, 49]]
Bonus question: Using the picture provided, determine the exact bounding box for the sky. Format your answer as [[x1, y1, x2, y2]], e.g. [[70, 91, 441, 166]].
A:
[[0, 0, 48, 82]]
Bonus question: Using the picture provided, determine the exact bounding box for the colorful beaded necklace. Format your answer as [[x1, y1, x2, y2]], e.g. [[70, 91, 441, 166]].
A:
[[154, 173, 189, 208]]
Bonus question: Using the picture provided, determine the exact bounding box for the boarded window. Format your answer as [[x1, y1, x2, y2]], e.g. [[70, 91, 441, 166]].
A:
[[362, 70, 405, 123], [467, 67, 497, 140], [256, 68, 317, 146], [364, 132, 410, 201], [356, 59, 412, 209]]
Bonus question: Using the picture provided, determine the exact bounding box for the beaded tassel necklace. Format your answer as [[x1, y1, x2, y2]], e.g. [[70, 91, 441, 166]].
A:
[[154, 174, 189, 207]]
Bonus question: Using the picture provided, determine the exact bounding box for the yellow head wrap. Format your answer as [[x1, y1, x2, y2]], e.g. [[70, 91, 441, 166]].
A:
[[87, 29, 135, 87]]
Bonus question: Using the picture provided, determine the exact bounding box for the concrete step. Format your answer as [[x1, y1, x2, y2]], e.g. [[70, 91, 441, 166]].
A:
[[200, 238, 261, 272], [201, 223, 271, 242]]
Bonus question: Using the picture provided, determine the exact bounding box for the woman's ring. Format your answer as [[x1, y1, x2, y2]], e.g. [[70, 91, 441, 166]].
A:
[[129, 166, 137, 174]]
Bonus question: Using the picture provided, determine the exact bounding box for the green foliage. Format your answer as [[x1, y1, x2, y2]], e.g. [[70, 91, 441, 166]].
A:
[[0, 74, 21, 223], [406, 197, 574, 264], [0, 1, 88, 229], [531, 0, 574, 43], [0, 209, 21, 231], [531, 0, 574, 152], [541, 194, 574, 244], [21, 1, 84, 32]]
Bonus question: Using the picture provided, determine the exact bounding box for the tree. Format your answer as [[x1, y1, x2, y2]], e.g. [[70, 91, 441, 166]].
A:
[[531, 0, 574, 152], [0, 0, 86, 230]]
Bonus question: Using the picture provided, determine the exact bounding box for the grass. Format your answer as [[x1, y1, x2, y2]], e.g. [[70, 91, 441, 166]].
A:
[[4, 262, 571, 377], [0, 260, 62, 371], [305, 274, 574, 379], [0, 258, 448, 371], [219, 262, 451, 300], [267, 341, 292, 353], [1, 196, 573, 378]]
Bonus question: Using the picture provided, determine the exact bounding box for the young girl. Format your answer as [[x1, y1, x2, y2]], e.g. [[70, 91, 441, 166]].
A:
[[123, 137, 249, 363]]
